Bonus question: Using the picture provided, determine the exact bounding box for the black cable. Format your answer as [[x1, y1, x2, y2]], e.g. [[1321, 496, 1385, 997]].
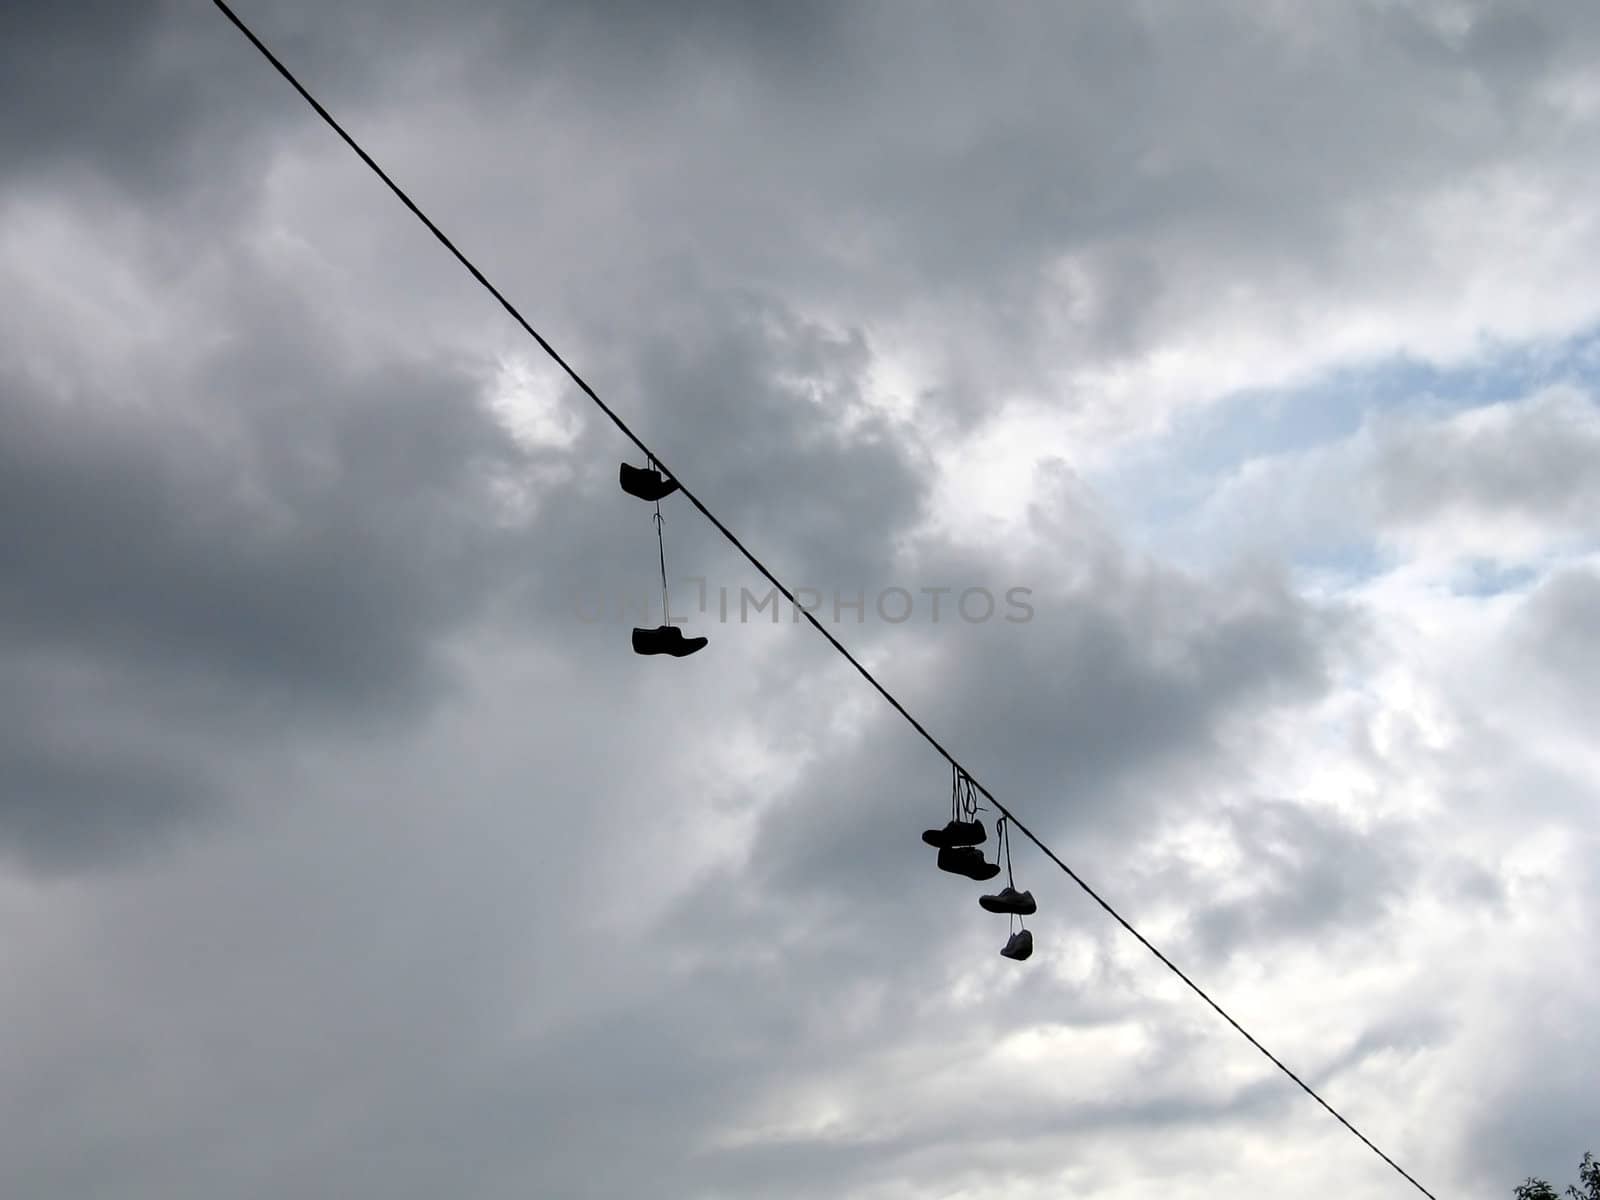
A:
[[209, 5, 1439, 1196]]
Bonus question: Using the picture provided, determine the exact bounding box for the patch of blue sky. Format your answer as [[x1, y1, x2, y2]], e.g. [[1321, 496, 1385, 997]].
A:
[[1289, 542, 1390, 588], [1450, 559, 1542, 598], [1297, 552, 1544, 604], [1158, 321, 1600, 482], [1094, 321, 1600, 574]]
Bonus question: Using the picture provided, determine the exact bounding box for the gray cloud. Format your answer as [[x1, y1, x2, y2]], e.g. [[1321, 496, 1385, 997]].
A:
[[1374, 387, 1600, 533], [1181, 801, 1416, 965], [0, 261, 545, 869], [1507, 566, 1600, 722], [0, 710, 212, 874], [0, 241, 941, 876]]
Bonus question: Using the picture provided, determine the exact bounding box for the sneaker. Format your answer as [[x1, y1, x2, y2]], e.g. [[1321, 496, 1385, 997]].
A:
[[631, 625, 708, 657], [920, 819, 986, 849], [1000, 929, 1034, 961], [979, 886, 1037, 916], [936, 845, 1000, 881], [620, 462, 680, 502]]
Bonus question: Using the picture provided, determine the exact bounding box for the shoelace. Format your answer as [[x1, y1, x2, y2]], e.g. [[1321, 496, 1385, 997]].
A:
[[950, 763, 985, 825], [997, 815, 1026, 928], [651, 454, 671, 623]]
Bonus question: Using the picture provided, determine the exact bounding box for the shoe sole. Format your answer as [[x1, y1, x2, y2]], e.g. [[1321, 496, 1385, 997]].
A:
[[979, 898, 1038, 915], [922, 823, 987, 849], [940, 866, 999, 881]]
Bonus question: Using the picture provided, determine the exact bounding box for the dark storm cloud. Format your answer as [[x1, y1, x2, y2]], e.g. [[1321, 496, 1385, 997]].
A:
[[0, 264, 549, 867], [0, 1, 451, 198], [15, 0, 1600, 315], [0, 341, 526, 716], [0, 0, 287, 203], [0, 0, 846, 218], [0, 1, 175, 172], [0, 707, 211, 873], [427, 0, 1600, 392]]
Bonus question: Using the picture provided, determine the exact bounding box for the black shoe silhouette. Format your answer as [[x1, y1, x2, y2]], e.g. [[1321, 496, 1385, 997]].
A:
[[1000, 929, 1034, 961], [921, 819, 987, 849], [632, 625, 708, 657], [979, 886, 1037, 916], [936, 845, 1000, 881], [620, 462, 680, 502]]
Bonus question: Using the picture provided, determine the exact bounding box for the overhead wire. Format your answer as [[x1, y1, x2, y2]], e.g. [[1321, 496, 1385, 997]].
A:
[[208, 4, 1439, 1196]]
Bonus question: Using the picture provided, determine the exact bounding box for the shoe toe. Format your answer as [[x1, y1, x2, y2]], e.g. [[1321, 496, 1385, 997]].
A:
[[662, 633, 708, 657]]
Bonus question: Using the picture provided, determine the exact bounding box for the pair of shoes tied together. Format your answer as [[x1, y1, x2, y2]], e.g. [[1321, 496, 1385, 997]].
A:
[[621, 456, 707, 659], [927, 766, 1000, 879], [982, 815, 1036, 961]]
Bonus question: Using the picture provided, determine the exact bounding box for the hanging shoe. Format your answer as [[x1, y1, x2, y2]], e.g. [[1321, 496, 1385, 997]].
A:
[[936, 845, 1000, 881], [979, 886, 1037, 915], [1000, 929, 1034, 961], [631, 625, 708, 657], [921, 818, 986, 849], [620, 462, 680, 502]]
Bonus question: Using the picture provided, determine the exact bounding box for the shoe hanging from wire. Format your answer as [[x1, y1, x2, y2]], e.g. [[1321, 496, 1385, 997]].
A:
[[620, 456, 680, 502], [931, 763, 999, 881], [984, 816, 1037, 961], [624, 456, 706, 658], [923, 759, 987, 849]]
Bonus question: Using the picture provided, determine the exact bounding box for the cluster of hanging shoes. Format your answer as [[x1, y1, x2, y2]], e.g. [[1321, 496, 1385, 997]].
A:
[[623, 462, 1029, 954], [620, 457, 707, 657], [924, 765, 1036, 960]]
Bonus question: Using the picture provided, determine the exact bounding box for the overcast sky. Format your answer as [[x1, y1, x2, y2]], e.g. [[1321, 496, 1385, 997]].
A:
[[3, 1, 1598, 1197]]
